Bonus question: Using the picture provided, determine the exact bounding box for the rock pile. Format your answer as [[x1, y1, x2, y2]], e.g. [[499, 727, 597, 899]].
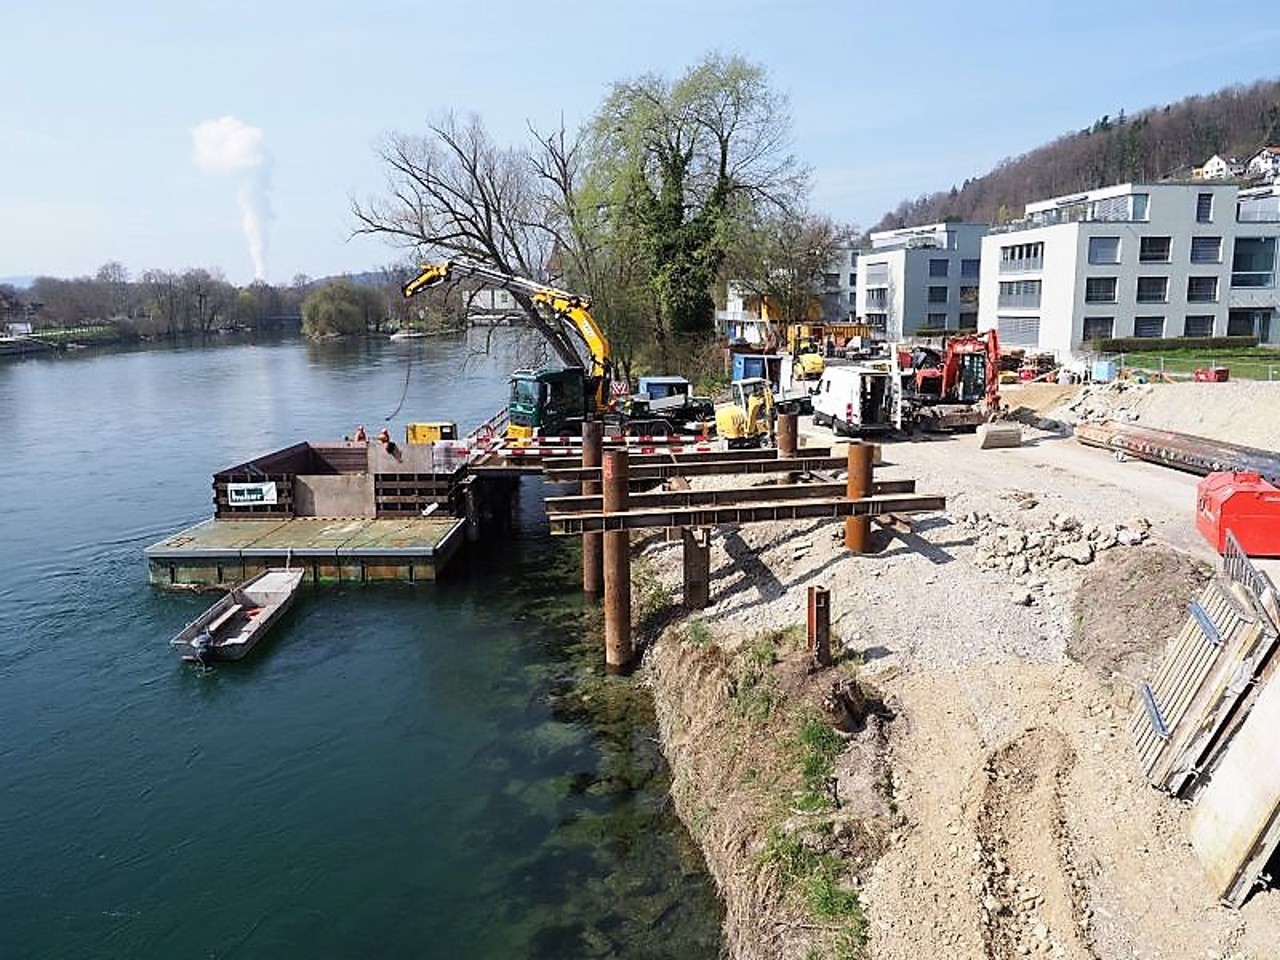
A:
[[960, 506, 1151, 578]]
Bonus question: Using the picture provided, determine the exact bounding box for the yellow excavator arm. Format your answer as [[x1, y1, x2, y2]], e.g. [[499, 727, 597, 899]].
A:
[[401, 259, 611, 384]]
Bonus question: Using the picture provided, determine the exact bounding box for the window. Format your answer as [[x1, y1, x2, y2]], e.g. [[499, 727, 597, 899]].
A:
[[1190, 236, 1222, 263], [866, 313, 888, 332], [959, 312, 977, 328], [1186, 276, 1218, 303], [1085, 277, 1117, 303], [928, 286, 948, 304], [997, 279, 1041, 308], [929, 258, 949, 277], [999, 242, 1043, 272], [822, 273, 840, 288], [865, 288, 888, 309], [926, 312, 949, 328], [1136, 276, 1169, 303], [847, 291, 856, 306], [848, 273, 856, 286], [1131, 193, 1149, 221], [1232, 237, 1276, 288], [1184, 315, 1214, 337], [1082, 317, 1114, 342], [1088, 236, 1120, 264], [961, 258, 980, 278], [997, 315, 1040, 347], [1139, 236, 1172, 263], [959, 285, 979, 306], [1134, 316, 1165, 338], [865, 262, 889, 284], [1196, 193, 1214, 222]]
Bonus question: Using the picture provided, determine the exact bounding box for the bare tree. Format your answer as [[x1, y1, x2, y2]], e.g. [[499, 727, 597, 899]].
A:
[[351, 113, 583, 367]]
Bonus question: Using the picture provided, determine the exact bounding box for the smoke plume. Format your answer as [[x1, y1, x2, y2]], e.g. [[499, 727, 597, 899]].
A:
[[191, 116, 272, 281]]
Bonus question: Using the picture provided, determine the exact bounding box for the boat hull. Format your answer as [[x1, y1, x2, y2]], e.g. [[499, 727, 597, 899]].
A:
[[169, 568, 305, 662]]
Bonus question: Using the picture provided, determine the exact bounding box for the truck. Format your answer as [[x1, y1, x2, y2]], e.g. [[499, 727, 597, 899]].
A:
[[403, 259, 713, 439]]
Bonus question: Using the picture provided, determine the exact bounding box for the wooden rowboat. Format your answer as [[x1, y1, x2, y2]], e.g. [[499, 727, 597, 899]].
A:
[[169, 568, 305, 663]]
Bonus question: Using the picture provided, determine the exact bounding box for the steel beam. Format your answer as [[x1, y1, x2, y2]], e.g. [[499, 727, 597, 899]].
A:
[[1075, 420, 1280, 483], [545, 479, 917, 514], [544, 455, 852, 483], [539, 446, 833, 470], [548, 492, 946, 535]]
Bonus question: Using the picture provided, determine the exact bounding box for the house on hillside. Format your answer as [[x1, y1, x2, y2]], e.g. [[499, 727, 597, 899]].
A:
[[855, 223, 986, 340], [976, 181, 1280, 361], [1199, 154, 1246, 180], [1247, 146, 1280, 183]]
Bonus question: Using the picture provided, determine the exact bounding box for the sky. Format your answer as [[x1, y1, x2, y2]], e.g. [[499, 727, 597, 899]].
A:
[[3, 0, 1280, 288]]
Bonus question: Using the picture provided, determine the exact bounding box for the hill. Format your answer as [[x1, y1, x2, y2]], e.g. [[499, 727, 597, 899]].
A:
[[872, 77, 1280, 231]]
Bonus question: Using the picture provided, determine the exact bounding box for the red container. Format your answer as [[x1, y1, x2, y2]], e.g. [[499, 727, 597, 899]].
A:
[[1196, 471, 1280, 556], [1193, 367, 1230, 382]]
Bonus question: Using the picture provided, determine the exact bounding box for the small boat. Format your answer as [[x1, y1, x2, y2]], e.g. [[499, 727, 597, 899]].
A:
[[170, 567, 305, 663], [389, 329, 426, 341]]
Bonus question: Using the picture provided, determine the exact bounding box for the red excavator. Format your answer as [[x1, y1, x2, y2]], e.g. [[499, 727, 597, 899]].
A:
[[903, 329, 1001, 431]]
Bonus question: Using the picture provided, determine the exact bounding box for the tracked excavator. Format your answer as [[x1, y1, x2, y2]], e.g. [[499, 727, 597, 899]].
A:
[[901, 329, 1002, 432], [402, 259, 711, 439]]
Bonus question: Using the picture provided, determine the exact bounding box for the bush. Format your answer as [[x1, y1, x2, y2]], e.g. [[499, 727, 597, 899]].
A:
[[1098, 335, 1258, 353]]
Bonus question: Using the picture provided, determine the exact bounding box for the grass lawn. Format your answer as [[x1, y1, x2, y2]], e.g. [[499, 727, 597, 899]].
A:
[[1116, 347, 1280, 381]]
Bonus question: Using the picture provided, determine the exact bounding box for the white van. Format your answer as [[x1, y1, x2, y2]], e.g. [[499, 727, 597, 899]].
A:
[[811, 365, 895, 436]]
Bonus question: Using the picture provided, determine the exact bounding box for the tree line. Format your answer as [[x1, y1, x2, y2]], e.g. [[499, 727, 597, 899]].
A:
[[872, 78, 1280, 231]]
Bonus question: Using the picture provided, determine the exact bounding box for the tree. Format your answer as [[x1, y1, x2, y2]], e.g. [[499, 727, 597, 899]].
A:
[[351, 114, 584, 367], [301, 280, 381, 338], [722, 210, 851, 339], [588, 54, 807, 343]]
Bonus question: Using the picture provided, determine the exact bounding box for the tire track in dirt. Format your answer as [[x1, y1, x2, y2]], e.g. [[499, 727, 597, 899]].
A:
[[976, 728, 1096, 960]]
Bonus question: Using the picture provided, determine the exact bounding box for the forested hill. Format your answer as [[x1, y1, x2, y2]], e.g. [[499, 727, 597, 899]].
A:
[[871, 77, 1280, 232]]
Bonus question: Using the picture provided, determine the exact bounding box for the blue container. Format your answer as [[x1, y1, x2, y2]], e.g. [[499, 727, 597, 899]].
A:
[[1092, 360, 1117, 383]]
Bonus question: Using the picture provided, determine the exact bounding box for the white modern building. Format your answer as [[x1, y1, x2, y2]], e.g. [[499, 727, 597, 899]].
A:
[[1247, 146, 1280, 183], [855, 223, 986, 339], [977, 181, 1280, 360]]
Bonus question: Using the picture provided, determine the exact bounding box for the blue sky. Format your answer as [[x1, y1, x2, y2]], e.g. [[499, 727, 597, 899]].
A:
[[4, 0, 1279, 287]]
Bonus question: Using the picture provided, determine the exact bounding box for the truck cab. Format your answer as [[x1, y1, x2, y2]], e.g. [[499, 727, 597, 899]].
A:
[[507, 367, 589, 438]]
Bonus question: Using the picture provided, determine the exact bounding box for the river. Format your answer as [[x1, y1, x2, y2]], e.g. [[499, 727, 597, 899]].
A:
[[0, 331, 723, 959]]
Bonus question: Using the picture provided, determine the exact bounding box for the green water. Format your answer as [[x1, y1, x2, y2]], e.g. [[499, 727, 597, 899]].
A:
[[0, 333, 723, 958]]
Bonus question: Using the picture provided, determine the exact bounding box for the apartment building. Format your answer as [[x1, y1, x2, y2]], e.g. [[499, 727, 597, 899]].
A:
[[977, 181, 1280, 359], [819, 244, 859, 322], [855, 223, 986, 339]]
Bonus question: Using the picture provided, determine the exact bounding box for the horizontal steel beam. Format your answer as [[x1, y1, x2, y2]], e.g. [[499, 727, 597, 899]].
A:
[[1075, 420, 1280, 483], [548, 492, 946, 534], [544, 455, 852, 483], [538, 446, 833, 469], [545, 479, 916, 514]]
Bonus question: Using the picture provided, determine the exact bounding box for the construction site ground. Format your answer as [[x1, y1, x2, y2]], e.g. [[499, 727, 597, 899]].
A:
[[642, 380, 1280, 960]]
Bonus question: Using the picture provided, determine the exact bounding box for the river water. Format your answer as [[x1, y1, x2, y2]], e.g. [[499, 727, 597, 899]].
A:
[[0, 332, 723, 959]]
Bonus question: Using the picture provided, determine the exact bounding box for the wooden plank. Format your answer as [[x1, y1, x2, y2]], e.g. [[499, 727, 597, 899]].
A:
[[1190, 670, 1280, 905]]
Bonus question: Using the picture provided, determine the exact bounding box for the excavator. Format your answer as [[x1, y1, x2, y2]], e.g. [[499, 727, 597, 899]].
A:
[[901, 329, 1002, 432], [402, 259, 710, 439]]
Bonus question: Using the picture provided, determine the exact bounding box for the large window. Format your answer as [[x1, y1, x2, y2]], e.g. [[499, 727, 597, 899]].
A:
[[1088, 236, 1120, 264], [1082, 317, 1114, 342], [929, 259, 949, 277], [1186, 276, 1219, 303], [1232, 237, 1276, 288], [997, 279, 1041, 308], [926, 312, 949, 328], [1139, 236, 1172, 263], [1196, 193, 1214, 222], [928, 286, 948, 304], [1136, 276, 1169, 303], [865, 288, 888, 309], [1132, 193, 1149, 221], [961, 258, 980, 278], [865, 262, 889, 284], [1085, 277, 1117, 303], [997, 315, 1040, 347], [1184, 315, 1215, 337], [1134, 316, 1165, 338], [1190, 236, 1222, 263], [999, 242, 1043, 272]]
